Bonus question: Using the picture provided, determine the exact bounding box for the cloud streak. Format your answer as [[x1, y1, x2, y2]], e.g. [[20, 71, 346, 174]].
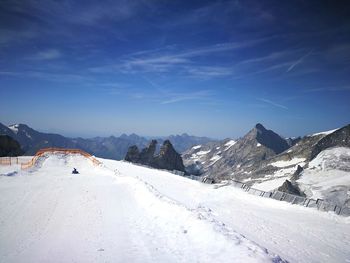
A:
[[160, 90, 213, 105], [30, 49, 62, 60], [257, 98, 288, 110], [286, 50, 313, 72]]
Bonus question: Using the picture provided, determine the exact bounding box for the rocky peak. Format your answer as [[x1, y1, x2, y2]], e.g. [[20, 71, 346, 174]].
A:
[[245, 123, 289, 154], [124, 139, 185, 173], [156, 140, 185, 172], [159, 140, 172, 154], [140, 140, 157, 162], [124, 145, 140, 163]]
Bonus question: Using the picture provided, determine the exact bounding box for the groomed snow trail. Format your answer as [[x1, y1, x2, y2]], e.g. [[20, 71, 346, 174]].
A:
[[0, 154, 282, 263]]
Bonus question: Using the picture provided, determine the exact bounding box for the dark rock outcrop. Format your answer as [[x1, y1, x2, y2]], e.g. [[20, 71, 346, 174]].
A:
[[124, 145, 140, 163], [277, 180, 305, 196], [140, 140, 157, 164], [0, 135, 23, 157], [154, 140, 185, 172], [124, 140, 185, 173], [291, 165, 304, 181]]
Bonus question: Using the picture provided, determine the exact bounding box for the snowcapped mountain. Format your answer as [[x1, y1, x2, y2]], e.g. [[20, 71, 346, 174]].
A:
[[183, 123, 291, 180], [183, 123, 350, 208]]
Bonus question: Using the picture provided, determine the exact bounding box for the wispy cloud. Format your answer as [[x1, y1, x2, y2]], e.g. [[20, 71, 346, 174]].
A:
[[111, 37, 273, 75], [0, 70, 88, 82], [304, 86, 350, 93], [286, 50, 313, 72], [160, 90, 213, 104], [30, 49, 62, 60], [257, 98, 288, 110]]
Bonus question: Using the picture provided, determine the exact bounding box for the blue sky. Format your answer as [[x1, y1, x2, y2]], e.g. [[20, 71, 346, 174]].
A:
[[0, 0, 350, 139]]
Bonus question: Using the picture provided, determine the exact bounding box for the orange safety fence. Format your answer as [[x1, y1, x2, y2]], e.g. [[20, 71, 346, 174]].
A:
[[0, 157, 23, 166], [20, 148, 101, 170]]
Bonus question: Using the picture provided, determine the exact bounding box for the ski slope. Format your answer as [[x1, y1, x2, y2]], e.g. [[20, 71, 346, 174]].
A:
[[0, 154, 349, 262]]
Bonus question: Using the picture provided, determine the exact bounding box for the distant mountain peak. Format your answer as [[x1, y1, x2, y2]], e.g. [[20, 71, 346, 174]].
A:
[[245, 123, 289, 154]]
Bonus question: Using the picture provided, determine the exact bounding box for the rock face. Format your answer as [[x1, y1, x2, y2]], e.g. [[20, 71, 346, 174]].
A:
[[154, 140, 185, 172], [124, 140, 185, 173], [0, 135, 23, 157], [124, 145, 140, 163], [277, 180, 305, 196], [140, 140, 157, 164], [254, 123, 290, 154]]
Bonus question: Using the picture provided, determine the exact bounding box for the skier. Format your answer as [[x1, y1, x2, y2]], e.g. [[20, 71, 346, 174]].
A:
[[72, 168, 79, 174]]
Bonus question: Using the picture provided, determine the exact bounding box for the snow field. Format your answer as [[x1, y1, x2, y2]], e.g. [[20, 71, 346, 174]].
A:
[[103, 159, 350, 263], [0, 154, 281, 263]]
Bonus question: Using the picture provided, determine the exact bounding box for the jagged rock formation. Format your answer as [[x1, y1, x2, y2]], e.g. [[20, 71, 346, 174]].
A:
[[154, 140, 185, 172], [277, 180, 305, 196], [0, 135, 23, 157], [140, 140, 157, 164], [124, 145, 140, 163], [125, 140, 185, 173]]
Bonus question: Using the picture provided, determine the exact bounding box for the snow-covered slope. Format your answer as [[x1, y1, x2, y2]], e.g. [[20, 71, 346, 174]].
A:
[[1, 154, 349, 262]]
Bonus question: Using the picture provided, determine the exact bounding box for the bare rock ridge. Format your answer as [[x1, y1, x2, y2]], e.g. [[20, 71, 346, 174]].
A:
[[125, 140, 185, 173]]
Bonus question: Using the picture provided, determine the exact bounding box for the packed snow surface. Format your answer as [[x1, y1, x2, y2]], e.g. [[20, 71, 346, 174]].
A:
[[1, 153, 349, 263], [311, 128, 338, 137], [269, 158, 306, 168], [253, 177, 289, 192]]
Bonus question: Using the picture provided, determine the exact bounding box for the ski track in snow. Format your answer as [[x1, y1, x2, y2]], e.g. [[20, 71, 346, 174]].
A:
[[0, 154, 282, 263]]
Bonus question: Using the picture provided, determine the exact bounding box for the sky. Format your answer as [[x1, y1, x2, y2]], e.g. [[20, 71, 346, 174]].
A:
[[0, 0, 350, 139]]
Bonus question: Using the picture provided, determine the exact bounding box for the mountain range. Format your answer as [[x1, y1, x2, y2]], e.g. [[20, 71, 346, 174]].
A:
[[0, 122, 214, 160], [183, 123, 350, 207]]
